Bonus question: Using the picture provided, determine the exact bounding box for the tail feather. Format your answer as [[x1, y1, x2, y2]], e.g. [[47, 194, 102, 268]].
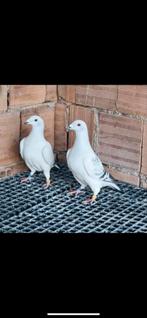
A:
[[101, 172, 121, 191], [54, 163, 60, 169], [102, 180, 121, 191], [107, 181, 121, 191], [53, 153, 60, 169]]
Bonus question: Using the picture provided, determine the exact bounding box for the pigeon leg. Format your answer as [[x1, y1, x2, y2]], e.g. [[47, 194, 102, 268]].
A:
[[82, 186, 101, 204], [68, 185, 85, 196], [82, 194, 97, 205], [43, 170, 52, 189], [43, 180, 51, 189], [21, 171, 35, 183]]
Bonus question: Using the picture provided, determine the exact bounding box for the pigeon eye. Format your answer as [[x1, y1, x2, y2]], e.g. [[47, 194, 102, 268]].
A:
[[77, 123, 81, 126], [34, 119, 38, 122]]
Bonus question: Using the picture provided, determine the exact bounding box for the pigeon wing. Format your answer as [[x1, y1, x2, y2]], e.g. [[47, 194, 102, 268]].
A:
[[20, 138, 25, 160], [66, 148, 71, 161], [42, 142, 54, 166], [83, 154, 105, 179]]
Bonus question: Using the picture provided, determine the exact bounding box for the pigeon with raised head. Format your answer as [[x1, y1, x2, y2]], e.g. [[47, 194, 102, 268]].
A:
[[20, 115, 55, 188], [66, 120, 120, 204]]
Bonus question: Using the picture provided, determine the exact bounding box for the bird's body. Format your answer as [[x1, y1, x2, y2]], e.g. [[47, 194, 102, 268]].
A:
[[20, 115, 55, 188], [20, 132, 54, 172], [66, 120, 120, 204]]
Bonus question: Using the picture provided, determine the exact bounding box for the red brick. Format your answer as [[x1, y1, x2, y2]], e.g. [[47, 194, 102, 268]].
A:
[[20, 104, 55, 148], [0, 85, 8, 111], [54, 103, 68, 152], [57, 152, 67, 162], [106, 166, 140, 186], [0, 111, 20, 165], [140, 178, 147, 189], [75, 85, 117, 109], [0, 161, 28, 179], [141, 121, 147, 175], [68, 105, 94, 148], [97, 113, 142, 171], [9, 85, 46, 108], [46, 85, 57, 101], [58, 85, 76, 103], [117, 85, 147, 117]]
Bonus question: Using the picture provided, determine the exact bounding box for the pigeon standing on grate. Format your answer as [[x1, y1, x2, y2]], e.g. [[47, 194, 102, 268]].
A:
[[20, 115, 55, 188], [66, 120, 120, 204]]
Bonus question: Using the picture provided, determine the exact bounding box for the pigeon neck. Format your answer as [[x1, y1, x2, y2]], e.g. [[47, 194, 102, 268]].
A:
[[74, 130, 91, 149], [30, 126, 44, 139]]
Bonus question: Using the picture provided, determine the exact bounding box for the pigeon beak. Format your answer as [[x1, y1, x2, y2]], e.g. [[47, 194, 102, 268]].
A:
[[66, 125, 72, 132], [24, 121, 29, 125]]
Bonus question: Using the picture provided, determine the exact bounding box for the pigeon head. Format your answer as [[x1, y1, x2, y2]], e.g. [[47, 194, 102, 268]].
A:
[[24, 115, 44, 129], [67, 120, 88, 133]]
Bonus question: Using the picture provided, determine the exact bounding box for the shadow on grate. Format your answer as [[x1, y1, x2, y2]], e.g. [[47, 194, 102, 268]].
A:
[[0, 164, 147, 233]]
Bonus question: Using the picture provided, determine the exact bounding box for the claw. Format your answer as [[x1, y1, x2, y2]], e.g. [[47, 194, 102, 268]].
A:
[[43, 179, 52, 189], [82, 195, 97, 205], [67, 189, 84, 196], [21, 177, 31, 183], [75, 190, 84, 197]]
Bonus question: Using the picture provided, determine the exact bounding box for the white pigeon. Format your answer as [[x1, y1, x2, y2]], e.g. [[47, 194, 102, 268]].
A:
[[66, 120, 120, 204], [20, 115, 55, 188]]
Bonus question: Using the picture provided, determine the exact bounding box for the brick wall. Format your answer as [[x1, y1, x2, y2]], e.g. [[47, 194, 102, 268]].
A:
[[0, 85, 57, 178], [57, 85, 147, 188], [0, 85, 147, 188]]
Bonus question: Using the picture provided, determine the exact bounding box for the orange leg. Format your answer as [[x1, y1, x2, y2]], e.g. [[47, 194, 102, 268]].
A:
[[43, 179, 53, 189], [82, 194, 97, 205], [21, 177, 31, 183], [68, 189, 84, 196]]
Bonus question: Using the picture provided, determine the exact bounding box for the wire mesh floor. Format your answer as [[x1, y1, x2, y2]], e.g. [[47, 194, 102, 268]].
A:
[[0, 164, 147, 233]]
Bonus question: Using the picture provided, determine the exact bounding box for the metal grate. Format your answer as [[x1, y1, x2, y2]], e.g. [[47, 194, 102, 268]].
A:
[[0, 164, 147, 233]]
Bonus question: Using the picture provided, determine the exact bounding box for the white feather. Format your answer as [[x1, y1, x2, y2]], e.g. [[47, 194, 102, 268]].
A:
[[20, 115, 55, 178], [67, 120, 120, 196]]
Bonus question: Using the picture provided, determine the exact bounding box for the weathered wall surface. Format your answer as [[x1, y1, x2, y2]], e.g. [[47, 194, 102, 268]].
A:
[[0, 85, 147, 188], [57, 85, 147, 188], [0, 85, 57, 178]]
